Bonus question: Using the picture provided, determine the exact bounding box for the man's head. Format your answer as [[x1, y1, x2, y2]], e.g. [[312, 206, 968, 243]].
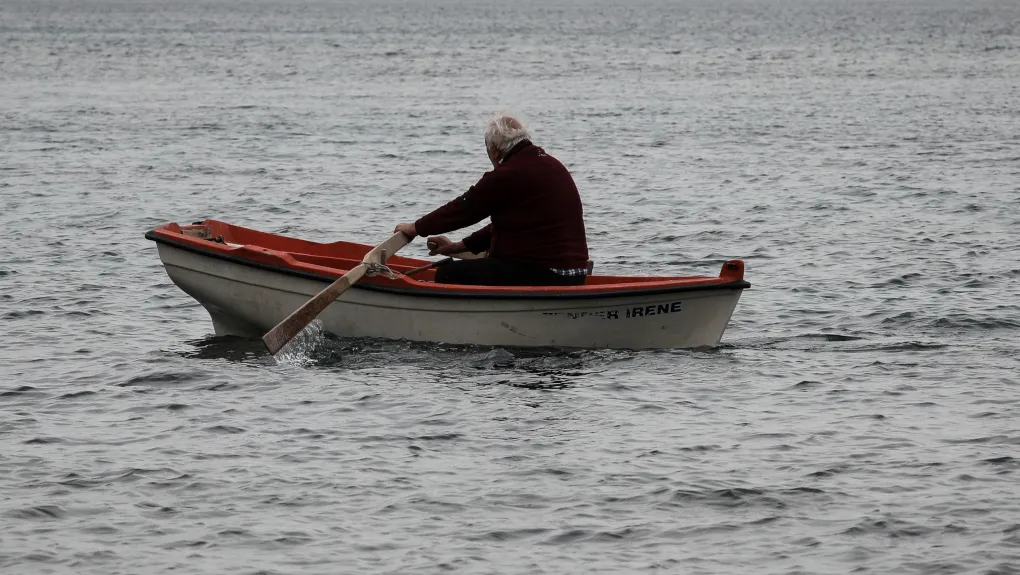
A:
[[484, 112, 531, 168]]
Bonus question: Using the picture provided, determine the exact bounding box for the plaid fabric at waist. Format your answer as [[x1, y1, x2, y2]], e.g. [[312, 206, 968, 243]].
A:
[[550, 267, 589, 277]]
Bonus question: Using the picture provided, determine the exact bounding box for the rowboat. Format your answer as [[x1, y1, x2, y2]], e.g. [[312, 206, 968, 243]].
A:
[[145, 220, 750, 350]]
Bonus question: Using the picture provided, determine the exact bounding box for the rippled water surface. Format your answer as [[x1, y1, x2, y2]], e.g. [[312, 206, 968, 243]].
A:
[[3, 0, 1020, 573]]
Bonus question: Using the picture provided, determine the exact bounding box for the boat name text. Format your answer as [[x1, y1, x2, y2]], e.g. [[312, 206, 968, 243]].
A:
[[542, 301, 682, 320]]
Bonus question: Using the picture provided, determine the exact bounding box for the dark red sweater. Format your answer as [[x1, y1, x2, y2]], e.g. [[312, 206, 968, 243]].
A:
[[414, 141, 589, 269]]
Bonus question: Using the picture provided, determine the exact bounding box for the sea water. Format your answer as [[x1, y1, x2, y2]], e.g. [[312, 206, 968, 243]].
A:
[[1, 0, 1018, 573]]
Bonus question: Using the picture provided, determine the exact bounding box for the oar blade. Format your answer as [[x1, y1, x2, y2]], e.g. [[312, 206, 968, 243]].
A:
[[260, 232, 411, 356], [262, 264, 366, 355]]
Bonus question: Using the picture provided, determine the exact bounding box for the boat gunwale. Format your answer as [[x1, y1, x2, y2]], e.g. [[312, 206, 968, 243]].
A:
[[146, 229, 751, 301]]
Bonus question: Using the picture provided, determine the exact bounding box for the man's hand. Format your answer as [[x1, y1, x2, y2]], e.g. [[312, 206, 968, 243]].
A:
[[394, 223, 417, 239], [426, 235, 465, 256]]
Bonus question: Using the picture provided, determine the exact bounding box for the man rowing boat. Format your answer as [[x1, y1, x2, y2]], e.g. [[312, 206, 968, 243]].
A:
[[394, 113, 590, 286]]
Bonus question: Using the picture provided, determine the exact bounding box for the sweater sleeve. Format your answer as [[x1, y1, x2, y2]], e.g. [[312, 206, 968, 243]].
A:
[[461, 224, 492, 254], [413, 170, 507, 236]]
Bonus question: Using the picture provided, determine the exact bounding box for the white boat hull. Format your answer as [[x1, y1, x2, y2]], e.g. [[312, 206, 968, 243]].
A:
[[157, 243, 744, 350]]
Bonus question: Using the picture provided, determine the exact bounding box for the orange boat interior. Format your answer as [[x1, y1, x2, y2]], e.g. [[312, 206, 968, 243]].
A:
[[146, 220, 747, 295]]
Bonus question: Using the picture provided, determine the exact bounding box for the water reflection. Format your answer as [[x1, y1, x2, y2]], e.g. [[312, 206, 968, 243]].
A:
[[180, 335, 269, 364], [179, 332, 605, 389]]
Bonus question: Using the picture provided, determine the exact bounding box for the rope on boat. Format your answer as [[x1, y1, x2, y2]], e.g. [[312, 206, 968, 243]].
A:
[[364, 262, 397, 280]]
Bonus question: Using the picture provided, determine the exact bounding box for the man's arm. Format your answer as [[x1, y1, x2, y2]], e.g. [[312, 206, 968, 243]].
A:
[[461, 224, 492, 255], [414, 171, 506, 237]]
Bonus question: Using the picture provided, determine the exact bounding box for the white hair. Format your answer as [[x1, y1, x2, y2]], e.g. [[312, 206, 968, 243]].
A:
[[484, 112, 532, 157]]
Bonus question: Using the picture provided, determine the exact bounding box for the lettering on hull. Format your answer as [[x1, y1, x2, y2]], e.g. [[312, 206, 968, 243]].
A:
[[542, 301, 682, 321]]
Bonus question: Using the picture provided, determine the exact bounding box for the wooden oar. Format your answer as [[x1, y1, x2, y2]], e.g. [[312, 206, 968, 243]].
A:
[[403, 257, 454, 276], [261, 232, 411, 355]]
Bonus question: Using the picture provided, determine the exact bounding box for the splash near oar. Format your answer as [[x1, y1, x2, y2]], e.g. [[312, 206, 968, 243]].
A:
[[260, 232, 411, 355]]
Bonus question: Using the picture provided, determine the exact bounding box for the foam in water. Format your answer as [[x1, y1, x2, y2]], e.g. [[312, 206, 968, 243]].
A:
[[271, 320, 325, 366]]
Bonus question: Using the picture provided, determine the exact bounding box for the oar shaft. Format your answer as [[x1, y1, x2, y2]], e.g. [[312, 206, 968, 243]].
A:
[[404, 257, 454, 276]]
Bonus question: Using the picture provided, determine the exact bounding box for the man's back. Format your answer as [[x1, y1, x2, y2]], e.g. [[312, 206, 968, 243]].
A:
[[477, 143, 589, 270], [399, 113, 590, 287]]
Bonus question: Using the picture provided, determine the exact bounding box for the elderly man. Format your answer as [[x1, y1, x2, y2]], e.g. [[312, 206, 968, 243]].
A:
[[394, 113, 589, 286]]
